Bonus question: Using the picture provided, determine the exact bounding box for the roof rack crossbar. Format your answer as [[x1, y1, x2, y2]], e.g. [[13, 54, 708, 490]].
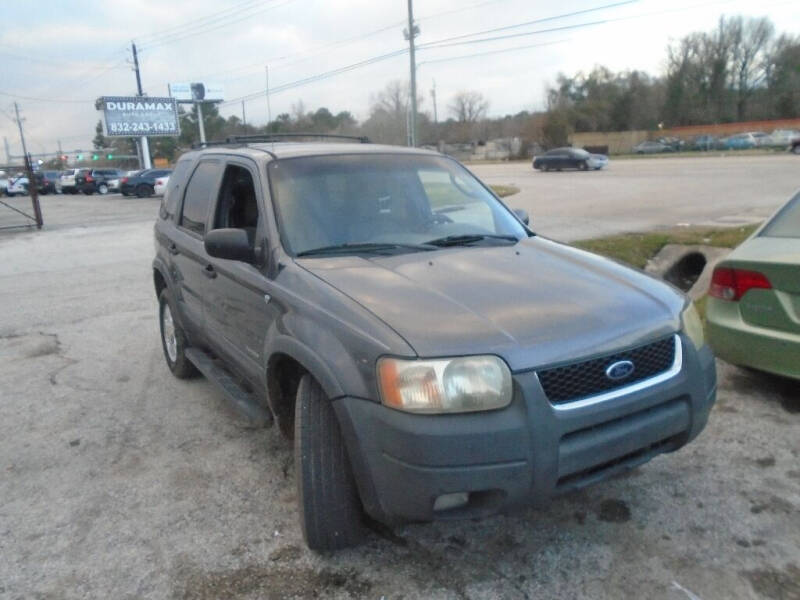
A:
[[226, 133, 370, 144]]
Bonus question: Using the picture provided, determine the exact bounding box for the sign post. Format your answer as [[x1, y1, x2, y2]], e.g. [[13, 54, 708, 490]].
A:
[[169, 83, 224, 145]]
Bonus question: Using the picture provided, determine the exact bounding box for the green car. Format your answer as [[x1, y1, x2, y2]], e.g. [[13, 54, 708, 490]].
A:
[[707, 192, 800, 380]]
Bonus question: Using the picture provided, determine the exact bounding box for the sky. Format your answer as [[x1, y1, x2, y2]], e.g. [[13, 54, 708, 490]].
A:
[[1, 0, 798, 159]]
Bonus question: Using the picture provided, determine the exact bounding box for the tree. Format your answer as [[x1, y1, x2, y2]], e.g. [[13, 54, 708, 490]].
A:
[[92, 120, 107, 150], [449, 91, 489, 123]]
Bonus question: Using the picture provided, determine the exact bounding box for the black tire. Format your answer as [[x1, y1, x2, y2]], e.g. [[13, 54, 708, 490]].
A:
[[98, 183, 109, 195], [158, 289, 197, 379], [136, 184, 153, 198], [121, 191, 130, 196], [793, 145, 800, 155], [295, 374, 367, 551], [580, 160, 589, 171]]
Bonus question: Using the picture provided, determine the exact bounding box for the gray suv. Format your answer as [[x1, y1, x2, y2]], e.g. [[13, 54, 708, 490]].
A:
[[153, 135, 716, 551]]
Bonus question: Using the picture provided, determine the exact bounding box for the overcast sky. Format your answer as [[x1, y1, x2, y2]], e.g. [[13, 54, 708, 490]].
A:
[[1, 0, 798, 158]]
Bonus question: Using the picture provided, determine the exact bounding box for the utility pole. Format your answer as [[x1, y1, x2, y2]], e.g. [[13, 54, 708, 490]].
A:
[[242, 100, 247, 127], [431, 80, 438, 124], [57, 139, 63, 166], [4, 136, 11, 164], [265, 65, 272, 130], [404, 0, 419, 147], [131, 42, 152, 169], [13, 102, 43, 229]]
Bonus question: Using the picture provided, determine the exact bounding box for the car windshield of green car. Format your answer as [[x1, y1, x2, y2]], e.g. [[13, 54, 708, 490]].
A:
[[760, 193, 800, 238], [268, 154, 527, 256]]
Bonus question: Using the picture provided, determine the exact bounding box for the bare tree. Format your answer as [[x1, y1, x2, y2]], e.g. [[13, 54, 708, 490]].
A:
[[449, 91, 489, 123], [729, 16, 775, 120]]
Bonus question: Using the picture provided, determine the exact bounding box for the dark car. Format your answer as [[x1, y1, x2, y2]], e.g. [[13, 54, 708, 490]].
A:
[[532, 147, 608, 171], [120, 168, 171, 197], [37, 170, 61, 194], [153, 137, 715, 551], [76, 168, 122, 195], [792, 138, 800, 155]]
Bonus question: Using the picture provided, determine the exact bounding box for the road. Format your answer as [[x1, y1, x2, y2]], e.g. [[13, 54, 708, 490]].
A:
[[471, 154, 800, 240], [1, 156, 799, 599]]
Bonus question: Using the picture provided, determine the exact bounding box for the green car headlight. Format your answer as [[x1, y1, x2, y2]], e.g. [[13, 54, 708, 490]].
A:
[[681, 302, 705, 350]]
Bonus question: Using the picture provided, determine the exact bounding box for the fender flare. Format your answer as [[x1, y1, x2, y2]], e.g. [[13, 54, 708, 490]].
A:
[[263, 334, 345, 404]]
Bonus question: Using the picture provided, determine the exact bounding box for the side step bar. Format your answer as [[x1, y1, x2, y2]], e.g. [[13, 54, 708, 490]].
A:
[[185, 347, 273, 428]]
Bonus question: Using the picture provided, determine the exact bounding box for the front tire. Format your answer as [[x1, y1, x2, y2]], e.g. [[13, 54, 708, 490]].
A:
[[580, 160, 589, 171], [158, 289, 197, 379], [98, 183, 109, 195], [295, 374, 367, 551], [793, 145, 800, 155]]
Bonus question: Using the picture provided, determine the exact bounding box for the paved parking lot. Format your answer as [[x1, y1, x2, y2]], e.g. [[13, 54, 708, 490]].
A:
[[471, 153, 800, 240], [1, 155, 799, 599]]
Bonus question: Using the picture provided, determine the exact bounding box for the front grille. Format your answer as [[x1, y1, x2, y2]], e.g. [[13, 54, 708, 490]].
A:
[[538, 336, 676, 404]]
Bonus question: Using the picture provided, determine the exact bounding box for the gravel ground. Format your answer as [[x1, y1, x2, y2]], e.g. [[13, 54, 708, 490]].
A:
[[1, 157, 798, 599]]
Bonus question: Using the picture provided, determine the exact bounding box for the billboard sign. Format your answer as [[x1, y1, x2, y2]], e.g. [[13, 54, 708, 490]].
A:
[[169, 82, 224, 103], [100, 96, 179, 136]]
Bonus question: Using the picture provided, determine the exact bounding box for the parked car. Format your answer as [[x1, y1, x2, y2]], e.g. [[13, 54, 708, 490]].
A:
[[59, 168, 82, 194], [153, 139, 715, 551], [707, 191, 800, 380], [656, 136, 685, 152], [153, 175, 170, 196], [120, 169, 171, 197], [37, 170, 61, 194], [5, 173, 29, 196], [633, 140, 672, 154], [721, 132, 758, 150], [76, 168, 122, 195], [691, 135, 717, 151], [764, 129, 800, 148], [532, 147, 608, 171]]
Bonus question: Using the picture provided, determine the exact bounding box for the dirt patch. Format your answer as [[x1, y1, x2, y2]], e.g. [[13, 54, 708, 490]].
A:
[[596, 499, 631, 523], [742, 564, 800, 600], [174, 565, 372, 600]]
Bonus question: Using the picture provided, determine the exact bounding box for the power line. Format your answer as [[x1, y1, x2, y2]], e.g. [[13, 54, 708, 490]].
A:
[[420, 0, 737, 50], [0, 91, 93, 104], [419, 0, 638, 49], [220, 48, 408, 106], [417, 38, 570, 68], [134, 0, 265, 43], [138, 0, 297, 52]]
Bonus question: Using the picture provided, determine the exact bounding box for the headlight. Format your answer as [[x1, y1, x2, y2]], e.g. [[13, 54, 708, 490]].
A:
[[377, 356, 513, 414], [681, 302, 705, 350]]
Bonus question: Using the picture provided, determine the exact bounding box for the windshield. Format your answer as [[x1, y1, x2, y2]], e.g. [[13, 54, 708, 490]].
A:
[[760, 193, 800, 238], [268, 154, 528, 256]]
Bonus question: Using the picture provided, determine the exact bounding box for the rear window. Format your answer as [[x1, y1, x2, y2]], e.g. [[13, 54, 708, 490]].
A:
[[760, 194, 800, 238]]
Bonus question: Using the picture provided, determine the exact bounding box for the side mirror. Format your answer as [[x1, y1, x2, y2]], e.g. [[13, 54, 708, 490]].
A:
[[512, 208, 530, 226], [205, 228, 257, 264]]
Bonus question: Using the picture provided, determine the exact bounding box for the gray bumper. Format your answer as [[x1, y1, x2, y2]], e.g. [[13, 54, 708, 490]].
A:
[[334, 334, 716, 524]]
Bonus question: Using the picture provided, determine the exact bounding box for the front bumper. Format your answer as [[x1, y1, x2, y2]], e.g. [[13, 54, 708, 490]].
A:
[[334, 334, 716, 524]]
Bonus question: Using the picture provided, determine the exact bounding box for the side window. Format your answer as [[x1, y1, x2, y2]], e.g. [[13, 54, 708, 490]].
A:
[[212, 164, 259, 232], [179, 160, 220, 235], [418, 169, 492, 229], [161, 160, 192, 219]]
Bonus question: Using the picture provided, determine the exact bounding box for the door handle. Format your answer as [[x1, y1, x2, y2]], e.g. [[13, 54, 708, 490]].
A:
[[202, 264, 217, 279], [167, 243, 179, 255]]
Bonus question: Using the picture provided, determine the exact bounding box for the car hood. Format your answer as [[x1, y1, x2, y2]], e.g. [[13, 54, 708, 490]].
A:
[[297, 237, 684, 370]]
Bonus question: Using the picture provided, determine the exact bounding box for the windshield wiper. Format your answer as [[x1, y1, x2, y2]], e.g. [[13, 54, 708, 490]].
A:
[[296, 242, 436, 257], [423, 233, 519, 247]]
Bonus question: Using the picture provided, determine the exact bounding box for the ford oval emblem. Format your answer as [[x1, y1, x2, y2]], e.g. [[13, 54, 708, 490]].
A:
[[605, 360, 635, 381]]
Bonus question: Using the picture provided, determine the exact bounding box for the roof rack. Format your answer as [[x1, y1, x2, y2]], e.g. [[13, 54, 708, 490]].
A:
[[192, 132, 370, 149]]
